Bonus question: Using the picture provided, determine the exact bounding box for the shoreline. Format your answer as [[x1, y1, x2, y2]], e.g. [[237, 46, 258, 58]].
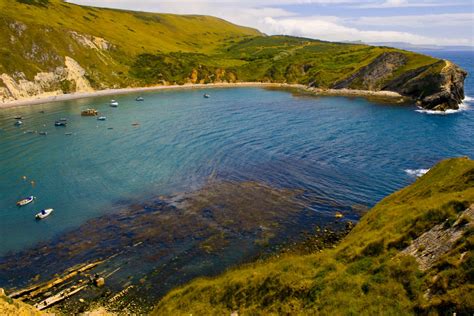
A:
[[0, 82, 406, 109]]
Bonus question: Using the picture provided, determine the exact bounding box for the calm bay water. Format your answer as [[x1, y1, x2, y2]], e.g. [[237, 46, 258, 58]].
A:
[[0, 51, 473, 258]]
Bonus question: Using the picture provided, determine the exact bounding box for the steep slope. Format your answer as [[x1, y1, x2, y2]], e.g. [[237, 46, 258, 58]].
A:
[[0, 0, 467, 110], [0, 0, 260, 100], [154, 157, 474, 315]]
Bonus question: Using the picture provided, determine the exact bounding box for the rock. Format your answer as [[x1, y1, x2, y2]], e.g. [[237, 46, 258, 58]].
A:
[[417, 61, 467, 111], [333, 52, 408, 90], [0, 288, 5, 296], [400, 204, 473, 270], [384, 60, 467, 111], [94, 277, 105, 287], [335, 212, 344, 219], [333, 52, 467, 112]]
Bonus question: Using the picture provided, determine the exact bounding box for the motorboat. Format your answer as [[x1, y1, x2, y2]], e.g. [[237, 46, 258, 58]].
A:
[[81, 109, 98, 116], [35, 208, 53, 220], [97, 116, 107, 121], [55, 121, 67, 126], [135, 97, 144, 101], [110, 100, 119, 107], [203, 94, 210, 98], [16, 196, 35, 207], [14, 116, 23, 120], [14, 120, 23, 126]]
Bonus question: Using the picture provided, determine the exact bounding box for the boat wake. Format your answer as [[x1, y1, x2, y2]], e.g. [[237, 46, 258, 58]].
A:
[[415, 96, 471, 115], [405, 168, 430, 177]]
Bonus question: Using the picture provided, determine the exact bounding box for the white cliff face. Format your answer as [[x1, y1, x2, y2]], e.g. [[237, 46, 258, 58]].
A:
[[0, 56, 93, 103], [65, 57, 94, 92], [69, 31, 112, 51]]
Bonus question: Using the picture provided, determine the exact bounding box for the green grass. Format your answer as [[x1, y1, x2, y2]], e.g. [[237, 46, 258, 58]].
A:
[[153, 157, 474, 315]]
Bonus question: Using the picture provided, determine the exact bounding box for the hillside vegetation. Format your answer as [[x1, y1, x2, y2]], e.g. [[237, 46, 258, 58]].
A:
[[0, 0, 465, 110], [154, 157, 474, 315]]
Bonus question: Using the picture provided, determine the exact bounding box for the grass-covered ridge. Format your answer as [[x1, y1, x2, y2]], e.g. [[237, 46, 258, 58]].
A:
[[154, 157, 474, 315], [0, 0, 446, 99]]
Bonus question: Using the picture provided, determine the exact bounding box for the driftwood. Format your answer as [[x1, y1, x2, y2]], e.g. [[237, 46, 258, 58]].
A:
[[9, 260, 103, 300], [34, 284, 87, 310]]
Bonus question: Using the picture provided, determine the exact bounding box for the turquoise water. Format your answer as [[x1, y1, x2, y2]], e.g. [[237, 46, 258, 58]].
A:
[[0, 53, 473, 258]]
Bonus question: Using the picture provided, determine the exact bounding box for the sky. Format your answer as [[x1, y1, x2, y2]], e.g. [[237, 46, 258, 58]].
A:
[[69, 0, 474, 46]]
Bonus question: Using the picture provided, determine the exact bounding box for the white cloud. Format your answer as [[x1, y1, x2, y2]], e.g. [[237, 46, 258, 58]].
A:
[[259, 16, 472, 45], [353, 13, 474, 27], [357, 0, 465, 8]]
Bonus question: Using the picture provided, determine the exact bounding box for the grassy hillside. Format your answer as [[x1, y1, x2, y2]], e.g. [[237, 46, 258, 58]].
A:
[[0, 0, 260, 89], [154, 157, 474, 315]]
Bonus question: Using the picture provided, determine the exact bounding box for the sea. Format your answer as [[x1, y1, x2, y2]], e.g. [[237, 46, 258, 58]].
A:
[[0, 50, 472, 309]]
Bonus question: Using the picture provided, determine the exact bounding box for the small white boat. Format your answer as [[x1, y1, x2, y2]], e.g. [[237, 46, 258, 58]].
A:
[[135, 97, 144, 101], [97, 116, 107, 121], [203, 94, 210, 99], [36, 208, 53, 220], [55, 121, 67, 127], [16, 196, 35, 207], [14, 120, 23, 126], [110, 100, 119, 107]]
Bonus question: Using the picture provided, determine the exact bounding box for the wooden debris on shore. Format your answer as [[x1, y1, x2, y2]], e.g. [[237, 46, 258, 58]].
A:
[[34, 284, 87, 310], [9, 260, 104, 300]]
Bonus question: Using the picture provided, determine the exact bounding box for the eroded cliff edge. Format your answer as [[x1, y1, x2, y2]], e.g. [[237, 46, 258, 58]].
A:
[[333, 52, 467, 111]]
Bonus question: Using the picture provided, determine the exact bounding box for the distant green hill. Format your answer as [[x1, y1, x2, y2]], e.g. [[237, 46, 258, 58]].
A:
[[0, 0, 467, 110], [154, 157, 474, 315]]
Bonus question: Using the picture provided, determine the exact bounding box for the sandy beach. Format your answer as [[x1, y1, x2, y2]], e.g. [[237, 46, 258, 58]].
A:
[[0, 82, 405, 109]]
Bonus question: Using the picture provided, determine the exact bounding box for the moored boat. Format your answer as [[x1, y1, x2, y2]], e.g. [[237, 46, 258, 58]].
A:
[[16, 196, 35, 207], [97, 116, 107, 121], [203, 94, 210, 98], [54, 121, 67, 126], [35, 208, 53, 220], [110, 100, 119, 107], [81, 109, 98, 116], [14, 120, 23, 126], [14, 116, 23, 120], [135, 96, 144, 101]]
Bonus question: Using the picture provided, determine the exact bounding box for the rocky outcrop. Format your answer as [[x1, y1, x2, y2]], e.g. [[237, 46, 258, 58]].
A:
[[333, 52, 467, 111], [384, 60, 467, 111], [401, 204, 473, 271], [0, 56, 93, 102], [69, 31, 113, 51], [414, 61, 466, 111], [333, 52, 408, 90]]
